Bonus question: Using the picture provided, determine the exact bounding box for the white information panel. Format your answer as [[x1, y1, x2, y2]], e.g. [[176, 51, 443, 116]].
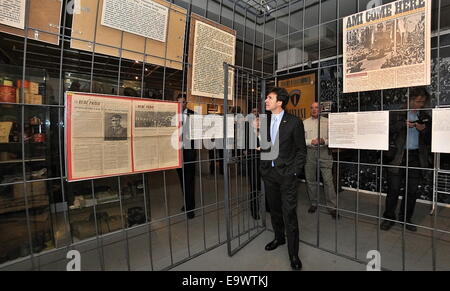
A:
[[189, 115, 235, 140], [432, 108, 450, 154], [0, 0, 26, 29], [329, 111, 389, 151], [101, 0, 169, 42]]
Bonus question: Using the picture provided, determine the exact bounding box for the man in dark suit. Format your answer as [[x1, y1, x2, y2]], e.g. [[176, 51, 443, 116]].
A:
[[260, 87, 307, 270], [177, 95, 197, 219]]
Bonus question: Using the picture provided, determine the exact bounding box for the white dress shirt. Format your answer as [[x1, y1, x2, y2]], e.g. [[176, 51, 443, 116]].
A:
[[303, 116, 329, 147]]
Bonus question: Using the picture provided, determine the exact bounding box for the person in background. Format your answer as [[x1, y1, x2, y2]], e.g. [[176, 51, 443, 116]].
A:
[[177, 94, 197, 219], [381, 87, 432, 232], [303, 102, 338, 219]]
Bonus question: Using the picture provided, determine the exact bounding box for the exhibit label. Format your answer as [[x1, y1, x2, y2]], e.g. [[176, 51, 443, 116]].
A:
[[101, 0, 169, 42], [343, 0, 431, 93], [0, 0, 26, 29], [328, 111, 389, 151], [432, 108, 450, 154]]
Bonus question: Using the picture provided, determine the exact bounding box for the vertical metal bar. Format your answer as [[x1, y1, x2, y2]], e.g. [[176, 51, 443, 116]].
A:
[[335, 0, 340, 255], [89, 0, 102, 93], [141, 174, 154, 271], [235, 69, 242, 247], [261, 79, 267, 229], [378, 90, 384, 254], [116, 177, 131, 271], [57, 1, 71, 256], [316, 0, 322, 249], [214, 147, 220, 243], [144, 174, 155, 271], [432, 0, 442, 272], [162, 173, 174, 266], [302, 0, 306, 72], [183, 0, 194, 259], [116, 31, 124, 96], [355, 0, 361, 261], [223, 62, 232, 256], [91, 180, 105, 271], [244, 74, 251, 240], [20, 0, 36, 270], [199, 136, 207, 252], [403, 87, 411, 271]]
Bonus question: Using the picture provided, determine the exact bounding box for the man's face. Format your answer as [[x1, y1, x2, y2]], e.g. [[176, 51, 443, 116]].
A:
[[265, 93, 282, 112], [410, 96, 426, 110], [310, 103, 320, 118], [111, 117, 121, 127], [178, 98, 187, 111]]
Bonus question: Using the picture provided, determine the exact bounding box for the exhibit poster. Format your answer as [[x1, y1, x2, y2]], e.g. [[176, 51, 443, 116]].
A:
[[278, 74, 316, 120], [190, 18, 236, 100], [343, 0, 431, 93], [101, 0, 169, 42], [328, 111, 389, 151], [66, 92, 181, 182], [71, 0, 187, 70], [432, 108, 450, 154], [0, 0, 26, 29]]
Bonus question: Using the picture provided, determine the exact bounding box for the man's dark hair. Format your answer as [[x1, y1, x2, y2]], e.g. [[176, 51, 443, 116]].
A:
[[410, 87, 430, 101], [111, 114, 122, 120], [269, 87, 290, 110]]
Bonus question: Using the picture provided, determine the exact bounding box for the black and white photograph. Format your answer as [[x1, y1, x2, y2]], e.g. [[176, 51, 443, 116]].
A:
[[381, 14, 426, 69], [104, 113, 128, 141], [346, 21, 396, 74], [135, 111, 175, 128]]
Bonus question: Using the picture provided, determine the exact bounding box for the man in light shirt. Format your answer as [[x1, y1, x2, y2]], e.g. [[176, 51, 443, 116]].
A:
[[303, 102, 337, 219]]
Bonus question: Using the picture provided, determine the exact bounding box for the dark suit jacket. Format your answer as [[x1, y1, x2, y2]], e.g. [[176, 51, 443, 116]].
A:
[[260, 112, 307, 177], [182, 109, 197, 162], [385, 110, 432, 170]]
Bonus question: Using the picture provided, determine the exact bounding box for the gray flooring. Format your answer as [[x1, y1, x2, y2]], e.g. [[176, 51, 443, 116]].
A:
[[172, 230, 366, 271], [2, 161, 450, 271]]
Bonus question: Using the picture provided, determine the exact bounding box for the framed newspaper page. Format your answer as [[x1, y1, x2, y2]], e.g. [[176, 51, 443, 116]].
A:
[[343, 0, 431, 93], [65, 92, 181, 182], [187, 14, 236, 106]]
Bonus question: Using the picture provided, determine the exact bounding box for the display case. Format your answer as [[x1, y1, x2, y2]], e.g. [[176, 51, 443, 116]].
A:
[[0, 65, 54, 263]]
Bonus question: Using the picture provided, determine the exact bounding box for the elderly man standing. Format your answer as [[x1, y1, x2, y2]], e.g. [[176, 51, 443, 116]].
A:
[[303, 102, 338, 219]]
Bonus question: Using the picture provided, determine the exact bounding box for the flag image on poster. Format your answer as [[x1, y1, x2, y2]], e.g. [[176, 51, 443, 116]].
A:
[[343, 0, 431, 93]]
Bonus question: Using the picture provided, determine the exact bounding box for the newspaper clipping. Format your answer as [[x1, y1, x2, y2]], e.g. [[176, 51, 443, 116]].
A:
[[101, 0, 169, 42], [0, 0, 26, 29], [66, 92, 180, 182], [133, 100, 179, 172], [343, 0, 431, 93], [191, 20, 236, 100]]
